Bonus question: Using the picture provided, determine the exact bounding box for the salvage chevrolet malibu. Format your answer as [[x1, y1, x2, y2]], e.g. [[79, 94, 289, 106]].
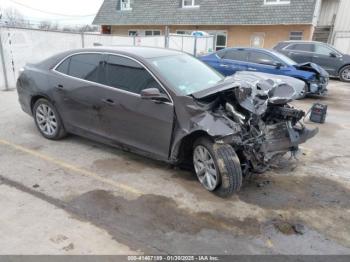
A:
[[17, 47, 318, 197]]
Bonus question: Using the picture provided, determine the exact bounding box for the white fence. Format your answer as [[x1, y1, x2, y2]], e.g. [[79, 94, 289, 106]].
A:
[[0, 26, 214, 90]]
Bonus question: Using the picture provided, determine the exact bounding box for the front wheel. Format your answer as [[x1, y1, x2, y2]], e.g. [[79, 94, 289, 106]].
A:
[[193, 137, 242, 198], [339, 65, 350, 82]]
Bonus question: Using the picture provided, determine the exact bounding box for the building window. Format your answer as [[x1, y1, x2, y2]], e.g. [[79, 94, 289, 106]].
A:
[[264, 0, 290, 5], [128, 30, 137, 36], [289, 31, 303, 40], [176, 30, 192, 35], [145, 30, 161, 36], [129, 30, 161, 36], [121, 0, 132, 10], [182, 0, 199, 8], [101, 25, 111, 34]]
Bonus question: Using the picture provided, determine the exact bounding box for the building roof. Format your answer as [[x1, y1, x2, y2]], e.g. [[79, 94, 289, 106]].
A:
[[93, 0, 317, 26]]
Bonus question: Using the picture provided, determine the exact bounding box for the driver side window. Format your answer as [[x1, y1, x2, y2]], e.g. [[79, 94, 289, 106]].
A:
[[248, 51, 279, 65], [315, 44, 334, 56], [103, 55, 164, 94]]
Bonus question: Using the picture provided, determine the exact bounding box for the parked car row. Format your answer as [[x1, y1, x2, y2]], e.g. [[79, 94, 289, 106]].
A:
[[200, 41, 350, 101], [200, 46, 329, 98]]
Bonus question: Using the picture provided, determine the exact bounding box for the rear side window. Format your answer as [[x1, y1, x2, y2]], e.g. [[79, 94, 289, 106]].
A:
[[56, 58, 70, 74], [103, 55, 162, 94], [67, 53, 102, 82], [287, 43, 314, 52], [223, 50, 248, 61]]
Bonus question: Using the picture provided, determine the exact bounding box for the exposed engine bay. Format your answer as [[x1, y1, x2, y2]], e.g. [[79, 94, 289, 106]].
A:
[[191, 75, 318, 175]]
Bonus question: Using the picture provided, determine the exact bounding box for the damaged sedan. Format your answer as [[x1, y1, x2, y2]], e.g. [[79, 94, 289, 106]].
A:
[[17, 47, 318, 197]]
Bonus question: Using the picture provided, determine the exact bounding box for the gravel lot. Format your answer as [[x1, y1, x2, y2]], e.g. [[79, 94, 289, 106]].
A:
[[0, 80, 350, 255]]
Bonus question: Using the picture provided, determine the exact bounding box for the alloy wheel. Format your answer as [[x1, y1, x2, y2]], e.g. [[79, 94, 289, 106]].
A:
[[193, 145, 219, 191], [342, 68, 350, 81], [35, 104, 58, 136]]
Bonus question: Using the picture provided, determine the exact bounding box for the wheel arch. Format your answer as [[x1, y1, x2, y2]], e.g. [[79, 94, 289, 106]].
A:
[[173, 130, 214, 166], [338, 64, 350, 74], [30, 94, 52, 113]]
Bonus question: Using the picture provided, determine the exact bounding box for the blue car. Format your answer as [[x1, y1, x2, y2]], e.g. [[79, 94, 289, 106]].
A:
[[200, 48, 329, 96]]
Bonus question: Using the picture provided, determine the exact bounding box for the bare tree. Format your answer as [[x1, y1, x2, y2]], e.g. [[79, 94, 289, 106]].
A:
[[38, 20, 59, 31], [1, 7, 27, 27]]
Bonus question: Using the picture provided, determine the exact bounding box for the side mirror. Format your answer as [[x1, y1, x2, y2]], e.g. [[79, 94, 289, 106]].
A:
[[141, 88, 170, 103], [330, 52, 337, 58], [274, 62, 283, 69]]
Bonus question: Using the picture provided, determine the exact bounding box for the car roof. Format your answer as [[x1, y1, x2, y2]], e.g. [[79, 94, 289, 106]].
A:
[[223, 47, 276, 53], [278, 40, 324, 44], [67, 46, 184, 59]]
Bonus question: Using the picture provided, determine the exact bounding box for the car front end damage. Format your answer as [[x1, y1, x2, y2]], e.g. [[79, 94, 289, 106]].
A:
[[294, 62, 329, 95], [184, 75, 318, 176]]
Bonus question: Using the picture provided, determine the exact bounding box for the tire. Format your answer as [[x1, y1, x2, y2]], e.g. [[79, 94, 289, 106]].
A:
[[339, 65, 350, 82], [193, 137, 242, 198], [33, 98, 67, 140]]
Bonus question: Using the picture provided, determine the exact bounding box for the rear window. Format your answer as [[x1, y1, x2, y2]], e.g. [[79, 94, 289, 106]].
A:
[[222, 50, 248, 61], [273, 42, 288, 50]]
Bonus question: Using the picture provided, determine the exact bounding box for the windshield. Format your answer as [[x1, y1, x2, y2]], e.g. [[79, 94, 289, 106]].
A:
[[272, 50, 297, 66], [149, 54, 224, 95]]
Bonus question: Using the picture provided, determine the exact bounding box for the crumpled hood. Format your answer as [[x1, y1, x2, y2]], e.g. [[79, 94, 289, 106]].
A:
[[294, 62, 329, 78], [192, 73, 297, 115]]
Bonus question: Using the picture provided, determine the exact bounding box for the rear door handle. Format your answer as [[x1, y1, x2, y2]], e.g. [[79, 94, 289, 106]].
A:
[[55, 84, 64, 90], [102, 98, 115, 105], [248, 67, 257, 71], [219, 64, 229, 68]]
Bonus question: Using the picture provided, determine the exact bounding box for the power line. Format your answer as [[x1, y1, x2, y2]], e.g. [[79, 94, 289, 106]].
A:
[[8, 0, 97, 17]]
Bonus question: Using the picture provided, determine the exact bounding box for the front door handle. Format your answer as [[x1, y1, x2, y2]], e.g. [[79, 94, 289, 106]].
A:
[[102, 98, 115, 105], [248, 67, 257, 71], [219, 64, 229, 68]]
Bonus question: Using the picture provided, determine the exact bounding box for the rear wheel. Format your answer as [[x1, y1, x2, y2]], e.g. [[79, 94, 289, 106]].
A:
[[339, 65, 350, 82], [193, 137, 242, 198], [33, 98, 66, 140]]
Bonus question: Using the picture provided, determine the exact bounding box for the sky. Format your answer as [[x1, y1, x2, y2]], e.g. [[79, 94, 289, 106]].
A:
[[0, 0, 104, 25]]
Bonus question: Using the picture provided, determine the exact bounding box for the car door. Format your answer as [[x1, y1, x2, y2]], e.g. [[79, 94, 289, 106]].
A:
[[51, 53, 105, 135], [312, 43, 342, 75], [246, 50, 282, 74], [98, 54, 174, 160], [220, 49, 248, 75], [283, 43, 314, 64], [219, 49, 249, 76]]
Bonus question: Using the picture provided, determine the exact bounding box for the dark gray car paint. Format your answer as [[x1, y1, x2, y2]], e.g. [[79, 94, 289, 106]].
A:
[[17, 47, 317, 170], [274, 41, 350, 77]]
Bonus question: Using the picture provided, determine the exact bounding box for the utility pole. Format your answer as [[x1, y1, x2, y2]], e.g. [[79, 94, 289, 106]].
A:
[[0, 18, 9, 91]]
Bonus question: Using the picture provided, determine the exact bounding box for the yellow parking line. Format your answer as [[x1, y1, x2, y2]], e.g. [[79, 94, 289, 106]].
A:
[[0, 139, 142, 196]]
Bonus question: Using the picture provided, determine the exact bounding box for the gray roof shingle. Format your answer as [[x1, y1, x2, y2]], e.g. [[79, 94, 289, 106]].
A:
[[93, 0, 317, 26]]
